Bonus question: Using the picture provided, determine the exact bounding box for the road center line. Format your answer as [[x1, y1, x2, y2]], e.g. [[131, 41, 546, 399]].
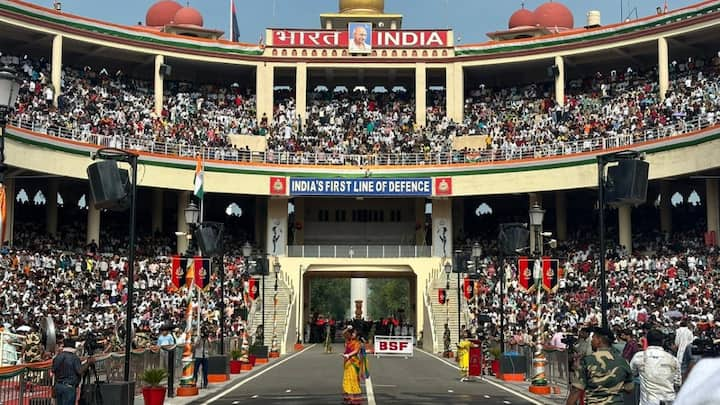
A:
[[365, 377, 376, 405], [200, 344, 317, 405], [416, 349, 544, 405]]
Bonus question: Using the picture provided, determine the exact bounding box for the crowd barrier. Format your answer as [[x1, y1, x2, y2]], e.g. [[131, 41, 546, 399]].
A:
[[9, 114, 715, 167], [0, 336, 243, 405]]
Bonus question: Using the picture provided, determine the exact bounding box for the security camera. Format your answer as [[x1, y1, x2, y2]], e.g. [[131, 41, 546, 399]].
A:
[[90, 151, 98, 160]]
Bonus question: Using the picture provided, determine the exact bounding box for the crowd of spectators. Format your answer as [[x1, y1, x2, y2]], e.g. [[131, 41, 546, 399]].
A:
[[9, 51, 720, 165], [462, 225, 719, 370]]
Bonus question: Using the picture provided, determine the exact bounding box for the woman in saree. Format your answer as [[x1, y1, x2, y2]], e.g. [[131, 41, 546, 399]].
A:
[[342, 326, 366, 404]]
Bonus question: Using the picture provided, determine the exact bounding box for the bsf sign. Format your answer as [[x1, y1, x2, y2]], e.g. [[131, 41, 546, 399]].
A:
[[374, 336, 414, 357]]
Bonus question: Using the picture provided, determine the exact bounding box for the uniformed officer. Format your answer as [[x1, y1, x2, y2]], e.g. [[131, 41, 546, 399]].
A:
[[565, 327, 634, 405]]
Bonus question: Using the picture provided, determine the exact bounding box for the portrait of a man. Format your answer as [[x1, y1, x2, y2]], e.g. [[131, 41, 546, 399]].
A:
[[348, 22, 372, 53]]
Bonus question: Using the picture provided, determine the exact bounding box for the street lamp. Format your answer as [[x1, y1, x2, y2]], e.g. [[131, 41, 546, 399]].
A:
[[184, 202, 200, 229], [528, 203, 549, 395], [471, 242, 482, 275], [0, 66, 20, 185], [242, 242, 252, 259], [273, 256, 281, 291]]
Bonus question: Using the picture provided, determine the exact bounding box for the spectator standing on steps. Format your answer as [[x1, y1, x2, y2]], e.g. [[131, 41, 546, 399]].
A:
[[193, 331, 209, 389]]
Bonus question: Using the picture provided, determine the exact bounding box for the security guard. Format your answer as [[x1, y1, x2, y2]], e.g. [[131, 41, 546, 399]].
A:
[[565, 327, 634, 405]]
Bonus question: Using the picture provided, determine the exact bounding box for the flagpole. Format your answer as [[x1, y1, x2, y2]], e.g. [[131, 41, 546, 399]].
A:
[[229, 0, 233, 41]]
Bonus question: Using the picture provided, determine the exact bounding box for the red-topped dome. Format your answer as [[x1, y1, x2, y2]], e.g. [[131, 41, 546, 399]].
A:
[[145, 0, 182, 27], [173, 6, 204, 26], [508, 7, 537, 29], [534, 1, 574, 29]]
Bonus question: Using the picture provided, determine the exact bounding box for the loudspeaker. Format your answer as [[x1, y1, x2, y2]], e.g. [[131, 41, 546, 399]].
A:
[[194, 222, 225, 256], [159, 63, 172, 77], [498, 223, 529, 256], [207, 355, 229, 375], [87, 161, 129, 210], [605, 159, 649, 205]]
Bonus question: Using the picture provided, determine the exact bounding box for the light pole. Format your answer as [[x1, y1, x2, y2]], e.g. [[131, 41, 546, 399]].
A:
[[296, 264, 304, 347], [0, 66, 20, 186], [443, 260, 451, 355], [271, 257, 281, 354], [597, 151, 646, 329], [89, 148, 139, 384], [528, 203, 549, 395]]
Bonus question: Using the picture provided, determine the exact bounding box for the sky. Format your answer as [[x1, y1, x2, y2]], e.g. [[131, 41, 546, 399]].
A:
[[26, 0, 699, 44]]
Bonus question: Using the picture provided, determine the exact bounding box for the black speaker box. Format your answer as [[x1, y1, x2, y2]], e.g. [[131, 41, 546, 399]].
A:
[[207, 355, 229, 375], [82, 382, 135, 405], [87, 160, 129, 210], [500, 354, 527, 374], [498, 223, 529, 256], [194, 222, 225, 257], [605, 159, 649, 205], [159, 63, 172, 77]]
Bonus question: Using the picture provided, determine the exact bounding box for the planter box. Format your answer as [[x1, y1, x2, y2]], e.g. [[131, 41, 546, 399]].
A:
[[142, 386, 166, 405], [250, 345, 269, 358], [207, 355, 229, 375], [229, 360, 243, 374]]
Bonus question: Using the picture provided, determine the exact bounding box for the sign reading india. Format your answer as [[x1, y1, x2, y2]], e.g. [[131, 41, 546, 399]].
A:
[[272, 30, 449, 48], [289, 178, 432, 196]]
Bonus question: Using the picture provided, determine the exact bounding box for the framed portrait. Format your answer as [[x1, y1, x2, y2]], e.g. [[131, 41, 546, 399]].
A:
[[348, 22, 372, 54]]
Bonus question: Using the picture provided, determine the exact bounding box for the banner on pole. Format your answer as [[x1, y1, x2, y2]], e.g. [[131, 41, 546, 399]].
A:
[[463, 277, 474, 300], [542, 258, 560, 293], [438, 288, 446, 305], [517, 257, 535, 293], [171, 256, 211, 290], [249, 277, 259, 300]]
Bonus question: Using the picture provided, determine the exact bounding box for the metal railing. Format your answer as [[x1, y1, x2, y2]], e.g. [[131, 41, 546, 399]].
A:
[[9, 114, 716, 167], [286, 245, 432, 258]]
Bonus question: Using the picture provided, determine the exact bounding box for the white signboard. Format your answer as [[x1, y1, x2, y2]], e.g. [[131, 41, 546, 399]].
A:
[[373, 335, 414, 358]]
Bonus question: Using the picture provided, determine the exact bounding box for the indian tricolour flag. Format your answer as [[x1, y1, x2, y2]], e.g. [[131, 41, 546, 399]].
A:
[[193, 155, 204, 200], [0, 185, 5, 243]]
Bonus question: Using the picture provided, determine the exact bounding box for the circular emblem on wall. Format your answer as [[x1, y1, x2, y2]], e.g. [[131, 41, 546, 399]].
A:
[[438, 179, 449, 192], [273, 178, 284, 192]]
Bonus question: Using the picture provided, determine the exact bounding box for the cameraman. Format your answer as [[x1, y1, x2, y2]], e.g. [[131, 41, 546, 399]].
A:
[[629, 329, 680, 405], [565, 327, 634, 405], [52, 337, 95, 405], [193, 327, 209, 389]]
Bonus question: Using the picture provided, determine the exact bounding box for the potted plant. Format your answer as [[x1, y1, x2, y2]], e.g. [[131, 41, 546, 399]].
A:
[[140, 368, 168, 405], [229, 349, 244, 374]]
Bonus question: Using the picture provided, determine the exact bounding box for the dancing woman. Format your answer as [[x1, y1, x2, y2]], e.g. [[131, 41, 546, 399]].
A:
[[341, 326, 366, 404]]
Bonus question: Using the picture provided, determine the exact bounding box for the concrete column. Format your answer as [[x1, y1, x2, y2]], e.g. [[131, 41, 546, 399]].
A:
[[154, 54, 165, 116], [152, 189, 164, 234], [415, 63, 427, 129], [452, 198, 464, 244], [266, 198, 289, 256], [660, 181, 672, 236], [707, 179, 719, 246], [253, 197, 265, 251], [2, 179, 15, 245], [46, 179, 58, 236], [176, 191, 190, 254], [86, 204, 100, 247], [555, 191, 567, 241], [554, 55, 565, 107], [432, 199, 453, 258], [415, 198, 426, 246], [618, 205, 633, 254], [51, 34, 62, 106], [350, 278, 368, 320], [445, 63, 464, 123], [256, 63, 275, 125], [295, 63, 307, 126], [293, 197, 305, 245], [658, 37, 670, 101]]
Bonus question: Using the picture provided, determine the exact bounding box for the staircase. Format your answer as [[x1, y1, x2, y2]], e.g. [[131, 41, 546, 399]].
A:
[[248, 277, 292, 352], [428, 274, 469, 353]]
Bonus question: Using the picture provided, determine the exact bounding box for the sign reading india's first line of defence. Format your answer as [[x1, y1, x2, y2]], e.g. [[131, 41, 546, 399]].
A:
[[289, 178, 432, 196]]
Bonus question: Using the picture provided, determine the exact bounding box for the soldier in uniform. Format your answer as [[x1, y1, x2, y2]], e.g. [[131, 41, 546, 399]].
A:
[[565, 327, 634, 405]]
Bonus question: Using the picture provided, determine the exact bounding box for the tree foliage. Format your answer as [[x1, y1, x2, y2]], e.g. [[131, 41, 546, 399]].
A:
[[309, 278, 351, 320], [368, 279, 411, 321]]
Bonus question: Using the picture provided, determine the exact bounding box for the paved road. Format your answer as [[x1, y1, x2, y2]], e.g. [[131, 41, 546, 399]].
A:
[[187, 344, 544, 405]]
